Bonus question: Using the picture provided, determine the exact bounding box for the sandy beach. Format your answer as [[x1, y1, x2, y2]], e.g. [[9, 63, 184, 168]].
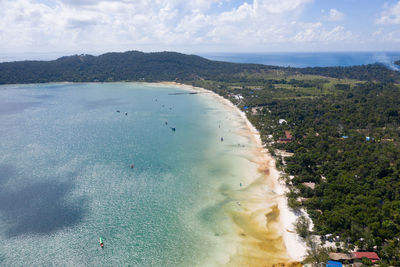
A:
[[157, 82, 307, 266]]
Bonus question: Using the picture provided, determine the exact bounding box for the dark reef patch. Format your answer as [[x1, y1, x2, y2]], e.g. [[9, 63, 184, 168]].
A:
[[0, 164, 87, 237], [0, 101, 40, 116]]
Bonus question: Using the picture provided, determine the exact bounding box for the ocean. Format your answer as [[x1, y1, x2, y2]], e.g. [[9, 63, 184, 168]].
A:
[[0, 82, 290, 266], [200, 52, 400, 69]]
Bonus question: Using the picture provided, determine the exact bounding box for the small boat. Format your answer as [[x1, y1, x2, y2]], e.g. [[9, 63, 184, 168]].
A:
[[116, 110, 120, 113], [99, 237, 104, 248], [165, 121, 168, 125], [130, 163, 134, 169], [171, 127, 176, 132], [125, 112, 128, 116], [221, 137, 224, 142]]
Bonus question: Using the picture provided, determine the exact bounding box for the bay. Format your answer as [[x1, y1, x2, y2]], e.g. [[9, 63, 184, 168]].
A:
[[0, 82, 255, 266]]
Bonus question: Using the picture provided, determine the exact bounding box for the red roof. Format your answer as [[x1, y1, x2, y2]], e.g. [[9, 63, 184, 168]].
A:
[[353, 252, 380, 262], [285, 131, 293, 139]]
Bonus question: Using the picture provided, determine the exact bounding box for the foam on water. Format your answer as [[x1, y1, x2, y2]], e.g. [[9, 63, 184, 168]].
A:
[[0, 82, 268, 266]]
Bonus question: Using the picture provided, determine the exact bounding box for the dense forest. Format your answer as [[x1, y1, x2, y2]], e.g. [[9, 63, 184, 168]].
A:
[[0, 51, 275, 84], [1, 51, 400, 84], [2, 51, 400, 265]]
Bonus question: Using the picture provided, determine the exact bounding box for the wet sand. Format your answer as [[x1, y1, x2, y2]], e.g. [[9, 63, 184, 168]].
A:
[[157, 82, 306, 266]]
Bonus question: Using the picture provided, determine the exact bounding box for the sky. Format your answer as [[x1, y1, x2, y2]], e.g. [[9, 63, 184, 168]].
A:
[[1, 0, 400, 55]]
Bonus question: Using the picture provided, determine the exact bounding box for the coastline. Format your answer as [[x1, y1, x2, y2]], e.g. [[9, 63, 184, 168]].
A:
[[0, 81, 307, 265], [158, 82, 306, 265]]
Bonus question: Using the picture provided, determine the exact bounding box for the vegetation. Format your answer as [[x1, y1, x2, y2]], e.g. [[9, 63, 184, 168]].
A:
[[1, 51, 400, 84], [2, 51, 400, 264], [302, 240, 333, 266], [0, 51, 277, 84], [185, 65, 400, 265], [295, 215, 311, 239]]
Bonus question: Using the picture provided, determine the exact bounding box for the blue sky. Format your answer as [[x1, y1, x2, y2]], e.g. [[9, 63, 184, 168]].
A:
[[1, 0, 400, 54]]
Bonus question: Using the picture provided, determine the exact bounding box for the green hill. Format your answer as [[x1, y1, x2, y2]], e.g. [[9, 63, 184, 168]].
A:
[[1, 50, 400, 84], [0, 51, 274, 84]]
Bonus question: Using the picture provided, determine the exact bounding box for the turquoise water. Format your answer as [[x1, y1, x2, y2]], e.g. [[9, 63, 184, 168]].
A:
[[0, 83, 255, 266]]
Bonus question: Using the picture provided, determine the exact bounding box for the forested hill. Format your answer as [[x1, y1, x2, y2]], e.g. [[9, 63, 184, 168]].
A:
[[0, 51, 273, 84], [1, 50, 400, 84]]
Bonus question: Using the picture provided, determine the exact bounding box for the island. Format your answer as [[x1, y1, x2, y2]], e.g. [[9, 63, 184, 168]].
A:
[[1, 51, 400, 266]]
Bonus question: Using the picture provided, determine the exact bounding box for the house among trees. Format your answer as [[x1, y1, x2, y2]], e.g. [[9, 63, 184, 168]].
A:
[[302, 182, 316, 189], [278, 130, 293, 143], [328, 251, 380, 266], [328, 253, 352, 265], [352, 252, 380, 263]]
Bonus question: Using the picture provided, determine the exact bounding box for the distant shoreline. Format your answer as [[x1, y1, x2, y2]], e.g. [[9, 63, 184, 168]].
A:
[[200, 51, 400, 68], [2, 51, 400, 68]]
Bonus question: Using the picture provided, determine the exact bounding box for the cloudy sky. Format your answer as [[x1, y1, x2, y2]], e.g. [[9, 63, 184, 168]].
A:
[[1, 0, 400, 55]]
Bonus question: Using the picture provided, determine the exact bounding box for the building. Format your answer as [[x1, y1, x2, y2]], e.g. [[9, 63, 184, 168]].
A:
[[302, 182, 316, 189], [278, 130, 293, 143], [326, 261, 342, 267], [352, 252, 380, 263], [329, 252, 352, 262]]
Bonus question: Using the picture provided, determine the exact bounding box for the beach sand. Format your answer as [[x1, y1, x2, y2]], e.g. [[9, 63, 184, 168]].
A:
[[158, 82, 307, 266]]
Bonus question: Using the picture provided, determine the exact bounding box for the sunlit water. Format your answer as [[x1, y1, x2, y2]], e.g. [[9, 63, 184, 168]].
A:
[[201, 51, 400, 69], [0, 82, 259, 266]]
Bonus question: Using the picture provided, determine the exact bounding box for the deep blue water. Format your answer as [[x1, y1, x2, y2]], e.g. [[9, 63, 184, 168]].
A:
[[200, 52, 400, 69]]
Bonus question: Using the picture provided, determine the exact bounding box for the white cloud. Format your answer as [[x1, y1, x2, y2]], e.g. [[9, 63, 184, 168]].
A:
[[0, 0, 358, 53], [292, 23, 353, 43], [376, 1, 400, 24], [324, 8, 344, 21], [371, 27, 400, 43]]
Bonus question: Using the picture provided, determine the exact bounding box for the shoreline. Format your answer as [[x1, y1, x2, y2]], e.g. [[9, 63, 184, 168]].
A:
[[1, 81, 306, 264], [158, 81, 307, 264]]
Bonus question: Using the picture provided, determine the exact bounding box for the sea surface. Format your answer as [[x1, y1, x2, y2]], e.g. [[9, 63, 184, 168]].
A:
[[2, 52, 400, 70], [200, 52, 400, 69], [0, 82, 258, 266]]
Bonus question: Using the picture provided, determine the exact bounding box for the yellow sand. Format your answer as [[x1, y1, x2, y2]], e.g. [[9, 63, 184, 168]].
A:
[[157, 82, 305, 266]]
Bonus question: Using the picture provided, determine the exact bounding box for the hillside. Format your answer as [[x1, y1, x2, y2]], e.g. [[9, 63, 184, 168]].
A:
[[0, 51, 274, 84], [1, 51, 400, 84]]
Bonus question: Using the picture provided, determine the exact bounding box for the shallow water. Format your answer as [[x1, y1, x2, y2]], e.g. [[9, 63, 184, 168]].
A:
[[0, 82, 282, 266]]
